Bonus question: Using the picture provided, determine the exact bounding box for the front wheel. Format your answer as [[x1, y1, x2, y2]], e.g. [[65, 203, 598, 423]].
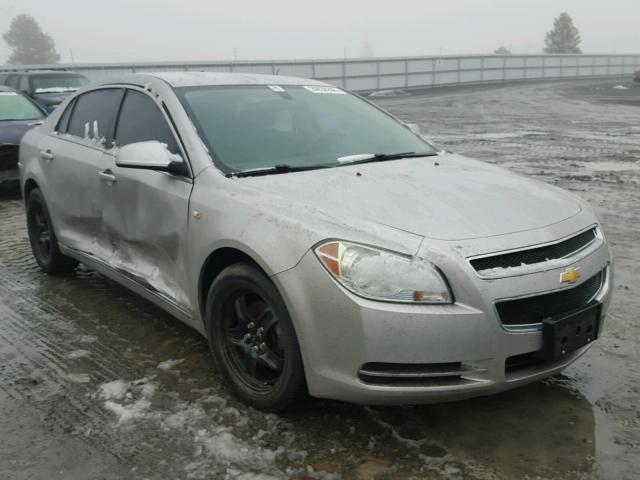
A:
[[206, 262, 306, 412], [26, 188, 78, 274]]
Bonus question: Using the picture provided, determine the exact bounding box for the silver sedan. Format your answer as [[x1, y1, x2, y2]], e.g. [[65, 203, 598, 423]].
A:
[[19, 73, 612, 411]]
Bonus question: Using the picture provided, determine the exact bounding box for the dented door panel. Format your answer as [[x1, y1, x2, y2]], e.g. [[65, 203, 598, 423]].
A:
[[99, 152, 194, 316]]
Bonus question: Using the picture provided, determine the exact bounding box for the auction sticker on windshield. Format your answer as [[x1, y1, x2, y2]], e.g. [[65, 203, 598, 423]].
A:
[[303, 86, 346, 94]]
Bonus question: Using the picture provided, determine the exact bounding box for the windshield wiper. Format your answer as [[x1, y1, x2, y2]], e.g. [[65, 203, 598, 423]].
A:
[[228, 164, 332, 178], [336, 151, 437, 166], [228, 151, 438, 177]]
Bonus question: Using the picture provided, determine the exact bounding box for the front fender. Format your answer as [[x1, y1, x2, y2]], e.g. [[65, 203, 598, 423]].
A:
[[185, 167, 424, 323]]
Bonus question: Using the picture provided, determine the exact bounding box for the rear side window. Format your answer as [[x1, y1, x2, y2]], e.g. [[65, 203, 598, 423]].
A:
[[114, 90, 178, 153], [67, 88, 123, 145]]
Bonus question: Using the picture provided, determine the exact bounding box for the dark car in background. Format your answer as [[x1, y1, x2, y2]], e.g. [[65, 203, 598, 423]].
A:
[[0, 86, 46, 194], [0, 70, 89, 113]]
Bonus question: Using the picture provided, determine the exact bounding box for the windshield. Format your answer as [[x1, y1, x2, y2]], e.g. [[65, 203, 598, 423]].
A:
[[177, 85, 435, 174], [0, 91, 44, 121], [31, 74, 89, 94]]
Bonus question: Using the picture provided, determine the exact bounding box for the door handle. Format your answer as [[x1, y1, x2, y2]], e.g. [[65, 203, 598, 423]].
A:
[[39, 149, 54, 161], [98, 169, 117, 184]]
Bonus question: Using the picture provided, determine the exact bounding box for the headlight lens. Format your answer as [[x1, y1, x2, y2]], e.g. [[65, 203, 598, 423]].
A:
[[314, 240, 452, 304]]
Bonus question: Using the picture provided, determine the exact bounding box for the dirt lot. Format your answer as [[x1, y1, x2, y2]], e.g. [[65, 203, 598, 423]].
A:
[[0, 78, 638, 480]]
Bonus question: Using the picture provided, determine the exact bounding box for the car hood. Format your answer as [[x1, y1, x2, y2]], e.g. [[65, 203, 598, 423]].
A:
[[0, 120, 41, 146], [239, 154, 582, 241]]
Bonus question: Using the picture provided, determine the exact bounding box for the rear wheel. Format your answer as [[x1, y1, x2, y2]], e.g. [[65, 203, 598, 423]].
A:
[[206, 262, 306, 412], [26, 188, 78, 274]]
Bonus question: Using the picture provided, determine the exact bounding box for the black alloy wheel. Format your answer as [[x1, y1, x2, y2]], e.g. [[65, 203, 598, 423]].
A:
[[26, 188, 78, 274], [206, 262, 306, 412]]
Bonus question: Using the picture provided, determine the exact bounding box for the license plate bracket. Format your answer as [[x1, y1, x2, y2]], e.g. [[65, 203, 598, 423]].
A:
[[541, 302, 601, 361]]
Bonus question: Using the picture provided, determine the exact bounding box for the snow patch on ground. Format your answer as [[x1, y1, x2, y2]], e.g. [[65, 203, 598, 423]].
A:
[[98, 379, 130, 400], [67, 373, 91, 383], [612, 85, 628, 90], [157, 358, 185, 370], [472, 131, 547, 140], [78, 334, 97, 344], [587, 161, 640, 172], [96, 378, 157, 424], [66, 349, 91, 360], [369, 89, 410, 97]]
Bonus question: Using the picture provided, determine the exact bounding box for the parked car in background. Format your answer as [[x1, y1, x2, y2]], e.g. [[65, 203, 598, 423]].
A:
[[19, 73, 612, 411], [0, 70, 89, 113], [0, 86, 46, 193]]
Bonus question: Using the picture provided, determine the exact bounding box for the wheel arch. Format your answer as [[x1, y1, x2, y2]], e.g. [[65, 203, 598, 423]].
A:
[[197, 246, 272, 325], [22, 177, 40, 200]]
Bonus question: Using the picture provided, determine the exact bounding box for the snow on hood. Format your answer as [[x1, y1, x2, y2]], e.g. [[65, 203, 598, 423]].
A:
[[239, 154, 582, 241]]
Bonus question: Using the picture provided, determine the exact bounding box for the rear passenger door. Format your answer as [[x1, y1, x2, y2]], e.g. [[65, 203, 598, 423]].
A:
[[38, 88, 123, 256], [99, 88, 194, 312]]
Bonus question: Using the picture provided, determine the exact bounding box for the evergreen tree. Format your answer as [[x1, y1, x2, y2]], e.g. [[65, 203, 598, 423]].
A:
[[494, 46, 511, 55], [3, 14, 61, 64], [544, 13, 582, 54]]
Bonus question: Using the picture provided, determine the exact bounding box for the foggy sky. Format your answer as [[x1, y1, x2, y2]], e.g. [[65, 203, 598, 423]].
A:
[[1, 0, 638, 64]]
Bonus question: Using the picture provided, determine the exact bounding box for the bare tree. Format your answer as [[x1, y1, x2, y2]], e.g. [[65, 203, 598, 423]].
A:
[[544, 13, 582, 54], [3, 14, 61, 65]]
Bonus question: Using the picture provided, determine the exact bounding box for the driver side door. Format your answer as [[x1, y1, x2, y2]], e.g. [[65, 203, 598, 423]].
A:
[[98, 88, 194, 315]]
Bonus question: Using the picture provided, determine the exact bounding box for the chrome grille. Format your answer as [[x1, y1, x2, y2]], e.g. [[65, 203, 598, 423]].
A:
[[471, 228, 597, 273]]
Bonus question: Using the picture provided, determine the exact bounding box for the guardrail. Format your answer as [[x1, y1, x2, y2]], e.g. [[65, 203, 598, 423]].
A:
[[2, 54, 639, 92]]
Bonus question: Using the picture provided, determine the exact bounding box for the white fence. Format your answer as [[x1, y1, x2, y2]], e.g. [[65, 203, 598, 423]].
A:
[[3, 54, 639, 92]]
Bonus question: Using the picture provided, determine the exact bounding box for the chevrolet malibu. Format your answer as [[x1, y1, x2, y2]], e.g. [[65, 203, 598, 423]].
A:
[[19, 73, 612, 411]]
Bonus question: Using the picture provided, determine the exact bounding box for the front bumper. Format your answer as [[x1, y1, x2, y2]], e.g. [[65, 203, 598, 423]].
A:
[[273, 225, 612, 405]]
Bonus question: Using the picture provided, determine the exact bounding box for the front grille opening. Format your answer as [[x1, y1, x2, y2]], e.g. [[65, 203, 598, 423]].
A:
[[496, 270, 603, 326], [358, 362, 477, 387], [505, 351, 545, 373], [471, 228, 597, 273]]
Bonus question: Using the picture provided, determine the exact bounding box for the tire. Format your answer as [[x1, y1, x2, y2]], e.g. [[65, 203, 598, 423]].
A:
[[26, 188, 79, 274], [206, 262, 306, 412]]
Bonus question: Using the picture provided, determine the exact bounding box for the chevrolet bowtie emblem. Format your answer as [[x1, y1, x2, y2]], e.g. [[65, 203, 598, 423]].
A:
[[560, 267, 582, 284]]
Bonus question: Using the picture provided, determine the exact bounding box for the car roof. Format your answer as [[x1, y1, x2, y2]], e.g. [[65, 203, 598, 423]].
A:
[[96, 71, 332, 88]]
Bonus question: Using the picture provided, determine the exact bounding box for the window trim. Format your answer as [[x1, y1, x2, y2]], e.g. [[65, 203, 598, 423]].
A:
[[112, 86, 192, 179], [55, 97, 77, 134]]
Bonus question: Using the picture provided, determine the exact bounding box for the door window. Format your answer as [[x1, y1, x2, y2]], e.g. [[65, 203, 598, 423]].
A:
[[113, 89, 179, 153], [67, 88, 123, 146]]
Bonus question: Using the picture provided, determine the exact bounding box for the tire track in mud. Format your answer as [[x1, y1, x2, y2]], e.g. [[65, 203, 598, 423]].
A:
[[0, 201, 163, 468]]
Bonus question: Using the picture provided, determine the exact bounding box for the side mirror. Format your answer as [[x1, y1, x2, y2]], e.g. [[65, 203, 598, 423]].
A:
[[116, 140, 185, 175]]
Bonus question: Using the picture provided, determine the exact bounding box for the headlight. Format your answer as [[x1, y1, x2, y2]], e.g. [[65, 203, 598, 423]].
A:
[[314, 240, 452, 304]]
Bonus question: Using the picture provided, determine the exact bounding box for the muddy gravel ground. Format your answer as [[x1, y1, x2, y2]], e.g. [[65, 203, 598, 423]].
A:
[[1, 79, 639, 480]]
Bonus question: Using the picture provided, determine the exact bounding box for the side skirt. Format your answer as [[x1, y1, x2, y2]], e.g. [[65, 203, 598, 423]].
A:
[[60, 244, 206, 337]]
